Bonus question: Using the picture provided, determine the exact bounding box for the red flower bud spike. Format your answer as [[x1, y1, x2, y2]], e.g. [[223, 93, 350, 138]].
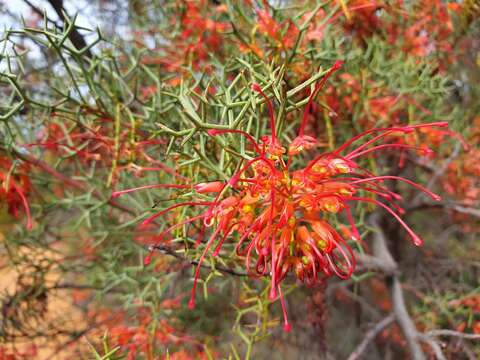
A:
[[143, 253, 152, 267], [348, 196, 424, 246], [112, 183, 190, 199], [15, 185, 33, 230], [278, 285, 291, 333], [194, 181, 224, 194], [299, 61, 343, 137], [347, 144, 434, 160], [141, 202, 212, 228], [251, 83, 277, 143], [189, 224, 224, 310], [350, 176, 441, 201]]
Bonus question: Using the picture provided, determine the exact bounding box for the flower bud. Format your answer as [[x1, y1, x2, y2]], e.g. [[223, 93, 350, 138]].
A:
[[194, 181, 224, 193]]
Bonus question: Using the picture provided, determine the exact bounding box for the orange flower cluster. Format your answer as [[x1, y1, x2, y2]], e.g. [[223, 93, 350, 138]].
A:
[[443, 118, 480, 207], [114, 62, 448, 332], [97, 305, 206, 360]]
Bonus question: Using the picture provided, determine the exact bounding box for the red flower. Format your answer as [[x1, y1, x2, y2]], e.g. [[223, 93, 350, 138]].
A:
[[0, 156, 33, 230], [114, 61, 449, 332]]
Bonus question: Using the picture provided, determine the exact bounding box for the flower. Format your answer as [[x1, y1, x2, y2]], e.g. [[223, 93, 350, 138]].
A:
[[0, 156, 32, 230], [113, 61, 449, 332]]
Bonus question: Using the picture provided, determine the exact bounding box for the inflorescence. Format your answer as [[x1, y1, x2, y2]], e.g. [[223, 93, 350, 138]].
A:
[[113, 61, 448, 332]]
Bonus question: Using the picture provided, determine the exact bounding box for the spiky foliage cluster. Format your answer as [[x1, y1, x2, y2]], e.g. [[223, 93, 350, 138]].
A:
[[0, 1, 478, 359]]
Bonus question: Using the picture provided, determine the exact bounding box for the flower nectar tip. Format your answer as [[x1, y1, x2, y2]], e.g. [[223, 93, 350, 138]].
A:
[[333, 60, 344, 69], [412, 235, 424, 247], [111, 192, 120, 199], [143, 254, 152, 266]]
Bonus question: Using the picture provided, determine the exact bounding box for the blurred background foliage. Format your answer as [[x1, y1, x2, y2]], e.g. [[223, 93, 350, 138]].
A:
[[0, 0, 479, 359]]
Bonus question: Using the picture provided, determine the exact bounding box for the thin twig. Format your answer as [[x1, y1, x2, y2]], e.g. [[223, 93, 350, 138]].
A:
[[406, 201, 480, 219], [426, 329, 480, 340], [418, 334, 447, 360], [347, 314, 395, 360], [355, 251, 398, 275], [21, 0, 92, 58], [149, 244, 248, 277]]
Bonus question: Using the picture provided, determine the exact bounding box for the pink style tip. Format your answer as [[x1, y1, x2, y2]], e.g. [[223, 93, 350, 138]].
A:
[[332, 60, 344, 69], [188, 298, 196, 310], [143, 254, 152, 266], [412, 235, 424, 247], [140, 219, 151, 228]]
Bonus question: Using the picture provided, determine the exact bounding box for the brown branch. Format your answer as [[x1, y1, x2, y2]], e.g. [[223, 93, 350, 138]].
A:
[[347, 314, 396, 360], [418, 334, 446, 360], [149, 244, 249, 277], [390, 277, 426, 360], [355, 251, 398, 275], [418, 330, 480, 360], [369, 213, 426, 360], [22, 0, 62, 28], [406, 201, 480, 218], [22, 0, 93, 58], [46, 0, 92, 57], [426, 329, 480, 340]]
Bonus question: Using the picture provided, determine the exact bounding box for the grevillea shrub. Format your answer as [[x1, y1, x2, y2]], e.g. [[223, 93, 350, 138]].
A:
[[1, 0, 479, 359]]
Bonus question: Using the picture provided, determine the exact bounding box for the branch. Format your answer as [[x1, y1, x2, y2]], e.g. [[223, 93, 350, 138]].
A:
[[448, 204, 480, 218], [22, 0, 93, 58], [10, 147, 134, 215], [48, 0, 92, 57], [426, 329, 480, 340], [22, 0, 61, 28], [390, 277, 426, 360], [369, 213, 426, 360], [418, 334, 446, 360], [417, 330, 480, 360], [149, 244, 249, 277], [355, 251, 398, 275], [347, 314, 395, 360], [406, 201, 480, 219]]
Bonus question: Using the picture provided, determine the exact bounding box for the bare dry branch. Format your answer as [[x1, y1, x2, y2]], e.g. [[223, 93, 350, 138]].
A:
[[390, 277, 426, 360], [369, 213, 426, 360], [426, 329, 480, 340], [418, 334, 447, 360], [347, 314, 395, 360]]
